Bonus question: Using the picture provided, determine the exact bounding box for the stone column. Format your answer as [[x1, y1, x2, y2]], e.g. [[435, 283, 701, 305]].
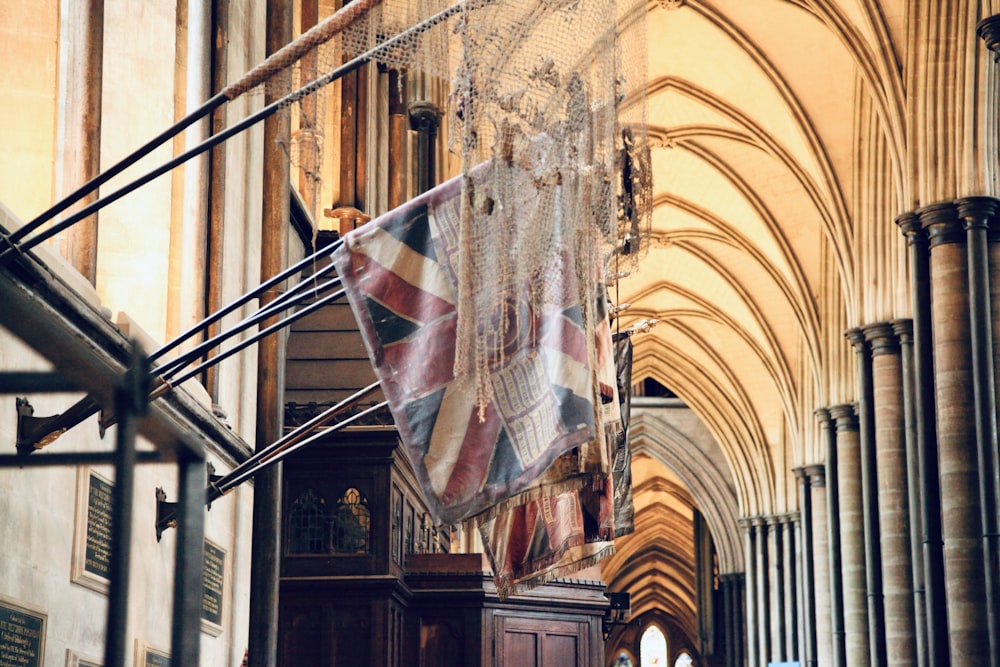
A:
[[845, 329, 887, 667], [768, 514, 785, 663], [754, 516, 771, 666], [830, 403, 870, 667], [721, 572, 747, 667], [896, 211, 949, 666], [742, 518, 757, 666], [408, 101, 442, 195], [783, 514, 799, 661], [865, 322, 918, 667], [893, 318, 928, 667], [919, 201, 990, 664], [820, 409, 847, 667], [961, 196, 1000, 667], [795, 468, 818, 667], [807, 464, 831, 667]]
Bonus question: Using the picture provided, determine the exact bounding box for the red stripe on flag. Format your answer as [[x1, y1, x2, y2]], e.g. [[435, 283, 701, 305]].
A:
[[344, 248, 454, 325], [438, 397, 504, 507], [540, 310, 589, 365], [380, 314, 457, 397]]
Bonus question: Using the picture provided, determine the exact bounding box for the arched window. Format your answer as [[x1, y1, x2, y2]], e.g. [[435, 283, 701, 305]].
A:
[[674, 652, 694, 667], [330, 487, 371, 553], [640, 625, 668, 667], [287, 488, 327, 554]]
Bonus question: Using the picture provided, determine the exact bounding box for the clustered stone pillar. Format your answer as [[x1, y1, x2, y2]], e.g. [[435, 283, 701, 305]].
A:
[[719, 573, 746, 667], [743, 512, 806, 666], [845, 329, 888, 667], [829, 403, 870, 667], [820, 409, 847, 667], [919, 201, 990, 664], [781, 514, 799, 661], [896, 212, 949, 666], [753, 516, 770, 666], [795, 467, 818, 667], [807, 463, 832, 667], [864, 323, 918, 666], [893, 318, 928, 667], [958, 197, 1000, 666], [742, 518, 758, 664]]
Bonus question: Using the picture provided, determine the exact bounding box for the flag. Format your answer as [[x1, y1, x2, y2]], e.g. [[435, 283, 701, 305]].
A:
[[477, 307, 628, 598], [331, 167, 602, 524], [612, 334, 635, 538]]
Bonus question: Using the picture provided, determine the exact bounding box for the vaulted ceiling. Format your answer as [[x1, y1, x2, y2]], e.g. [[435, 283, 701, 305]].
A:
[[607, 0, 910, 647]]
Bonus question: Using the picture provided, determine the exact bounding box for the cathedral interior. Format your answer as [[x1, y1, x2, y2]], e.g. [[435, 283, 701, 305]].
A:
[[2, 1, 1000, 666]]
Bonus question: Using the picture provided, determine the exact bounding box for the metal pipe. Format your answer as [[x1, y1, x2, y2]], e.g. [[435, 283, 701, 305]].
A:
[[155, 390, 385, 534], [102, 344, 148, 667], [158, 287, 346, 392], [171, 449, 206, 667], [150, 239, 341, 362], [154, 274, 341, 378], [1, 0, 471, 265]]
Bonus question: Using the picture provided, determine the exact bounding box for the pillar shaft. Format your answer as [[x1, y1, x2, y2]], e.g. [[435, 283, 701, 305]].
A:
[[768, 516, 785, 662], [846, 329, 888, 667], [894, 319, 928, 667], [920, 201, 989, 664], [808, 464, 832, 667], [796, 467, 818, 667], [754, 517, 771, 666], [896, 211, 949, 667], [783, 515, 799, 661], [865, 323, 918, 667], [743, 519, 758, 665], [958, 196, 1000, 667], [822, 410, 847, 667], [830, 403, 870, 667]]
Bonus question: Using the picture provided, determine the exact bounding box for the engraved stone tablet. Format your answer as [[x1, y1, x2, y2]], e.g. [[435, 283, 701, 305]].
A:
[[202, 540, 226, 628], [0, 601, 45, 667], [84, 473, 114, 579]]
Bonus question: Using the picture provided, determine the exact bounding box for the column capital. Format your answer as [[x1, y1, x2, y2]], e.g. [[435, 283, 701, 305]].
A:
[[917, 201, 964, 247], [862, 321, 900, 356], [890, 318, 913, 344], [895, 210, 925, 244], [408, 100, 443, 132], [844, 326, 867, 352], [828, 402, 858, 431], [956, 196, 1000, 241], [977, 15, 1000, 61], [805, 463, 827, 487], [814, 406, 831, 422]]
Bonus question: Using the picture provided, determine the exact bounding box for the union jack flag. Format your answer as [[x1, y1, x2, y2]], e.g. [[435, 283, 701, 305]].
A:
[[331, 169, 600, 524]]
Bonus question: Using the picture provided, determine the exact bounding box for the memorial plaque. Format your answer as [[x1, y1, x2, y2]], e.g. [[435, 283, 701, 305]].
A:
[[84, 473, 113, 579], [0, 601, 45, 667], [202, 540, 226, 627], [143, 648, 170, 667]]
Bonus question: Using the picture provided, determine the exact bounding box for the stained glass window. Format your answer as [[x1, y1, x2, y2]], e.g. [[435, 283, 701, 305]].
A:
[[288, 488, 326, 554], [330, 487, 371, 553]]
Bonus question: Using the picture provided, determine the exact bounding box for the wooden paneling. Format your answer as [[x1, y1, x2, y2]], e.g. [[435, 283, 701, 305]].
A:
[[495, 615, 586, 667]]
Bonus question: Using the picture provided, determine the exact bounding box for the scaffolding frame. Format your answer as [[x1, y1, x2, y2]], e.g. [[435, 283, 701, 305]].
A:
[[0, 236, 247, 666]]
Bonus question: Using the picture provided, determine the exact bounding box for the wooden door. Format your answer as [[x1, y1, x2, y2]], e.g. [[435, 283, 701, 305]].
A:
[[495, 615, 587, 667]]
